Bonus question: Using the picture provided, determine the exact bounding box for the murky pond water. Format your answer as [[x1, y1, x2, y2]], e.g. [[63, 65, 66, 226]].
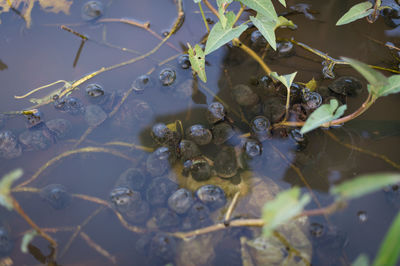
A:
[[1, 0, 400, 265]]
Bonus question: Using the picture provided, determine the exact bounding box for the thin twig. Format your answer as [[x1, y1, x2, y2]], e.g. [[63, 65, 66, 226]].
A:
[[80, 232, 117, 264], [324, 130, 400, 170], [224, 191, 241, 225], [203, 0, 219, 18], [15, 147, 137, 189], [198, 2, 210, 33]]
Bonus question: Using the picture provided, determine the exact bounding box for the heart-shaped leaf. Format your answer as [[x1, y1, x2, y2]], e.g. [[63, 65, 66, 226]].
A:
[[300, 99, 347, 134]]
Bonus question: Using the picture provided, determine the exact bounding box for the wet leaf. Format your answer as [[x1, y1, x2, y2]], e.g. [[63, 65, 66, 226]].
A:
[[305, 77, 317, 91], [188, 43, 207, 83], [250, 15, 295, 50], [331, 173, 400, 200], [341, 57, 388, 97], [271, 71, 297, 89], [353, 254, 370, 266], [0, 0, 73, 28], [205, 12, 248, 55], [377, 75, 400, 97], [239, 0, 278, 21], [300, 99, 347, 134], [0, 169, 23, 211], [21, 230, 38, 253], [336, 1, 373, 26], [262, 187, 311, 237], [250, 14, 276, 49], [193, 0, 201, 3], [373, 211, 400, 266]]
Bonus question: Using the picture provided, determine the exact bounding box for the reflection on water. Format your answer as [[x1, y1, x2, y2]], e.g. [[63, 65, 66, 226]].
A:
[[0, 0, 400, 265]]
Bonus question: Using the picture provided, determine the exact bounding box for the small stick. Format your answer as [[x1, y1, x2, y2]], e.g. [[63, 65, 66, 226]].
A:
[[224, 191, 241, 225], [14, 80, 68, 99], [324, 130, 400, 170], [198, 2, 210, 33], [80, 232, 117, 264], [60, 206, 104, 258], [12, 198, 58, 249], [61, 25, 88, 40], [203, 0, 219, 18], [73, 39, 86, 68], [15, 147, 137, 189]]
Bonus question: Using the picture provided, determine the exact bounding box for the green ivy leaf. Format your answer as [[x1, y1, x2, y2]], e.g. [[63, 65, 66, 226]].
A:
[[278, 0, 286, 7], [188, 43, 207, 82], [205, 12, 248, 55], [271, 71, 297, 89], [262, 187, 311, 237], [300, 99, 347, 134], [331, 173, 400, 201], [239, 0, 278, 21], [0, 169, 23, 211], [21, 230, 38, 253], [336, 1, 373, 26], [377, 75, 400, 97], [341, 57, 388, 97], [373, 211, 400, 266], [353, 254, 370, 266]]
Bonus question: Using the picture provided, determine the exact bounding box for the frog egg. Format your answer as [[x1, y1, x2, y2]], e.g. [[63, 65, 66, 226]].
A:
[[178, 140, 201, 162], [159, 68, 176, 86], [149, 233, 177, 263], [85, 83, 105, 98], [303, 92, 322, 110], [0, 130, 22, 159], [277, 41, 295, 57], [109, 186, 141, 213], [182, 202, 212, 230], [146, 177, 178, 206], [211, 122, 234, 145], [231, 84, 259, 107], [195, 185, 227, 210], [328, 76, 362, 96], [82, 1, 103, 21], [186, 124, 212, 146], [154, 208, 180, 229], [309, 222, 324, 238], [0, 227, 13, 257], [250, 116, 271, 142], [151, 123, 181, 147], [24, 109, 44, 128], [214, 146, 238, 178], [187, 157, 212, 181], [244, 139, 262, 158], [206, 102, 226, 124], [289, 129, 308, 151], [167, 188, 194, 214], [177, 54, 191, 69], [40, 184, 71, 210], [132, 74, 154, 94]]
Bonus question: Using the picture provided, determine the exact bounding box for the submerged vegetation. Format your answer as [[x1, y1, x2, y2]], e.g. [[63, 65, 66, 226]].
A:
[[0, 0, 400, 265]]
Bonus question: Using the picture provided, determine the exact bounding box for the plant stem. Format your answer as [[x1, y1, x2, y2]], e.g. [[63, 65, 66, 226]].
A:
[[198, 2, 210, 33], [232, 38, 273, 77], [12, 198, 58, 248], [233, 3, 245, 26], [203, 0, 219, 18]]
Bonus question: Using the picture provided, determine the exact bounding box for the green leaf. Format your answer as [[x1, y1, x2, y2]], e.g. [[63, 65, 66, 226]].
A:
[[21, 230, 38, 253], [341, 57, 388, 97], [331, 173, 400, 201], [250, 14, 277, 50], [188, 43, 207, 83], [353, 254, 370, 266], [271, 71, 297, 89], [0, 169, 23, 211], [336, 1, 373, 26], [250, 15, 295, 50], [262, 187, 311, 237], [278, 0, 286, 7], [205, 12, 248, 55], [377, 75, 400, 97], [300, 99, 347, 134], [193, 0, 201, 3], [239, 0, 278, 21], [373, 211, 400, 266]]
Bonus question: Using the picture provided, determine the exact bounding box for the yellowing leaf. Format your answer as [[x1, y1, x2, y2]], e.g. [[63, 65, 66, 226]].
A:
[[305, 78, 317, 92], [188, 43, 207, 82], [0, 0, 73, 28]]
